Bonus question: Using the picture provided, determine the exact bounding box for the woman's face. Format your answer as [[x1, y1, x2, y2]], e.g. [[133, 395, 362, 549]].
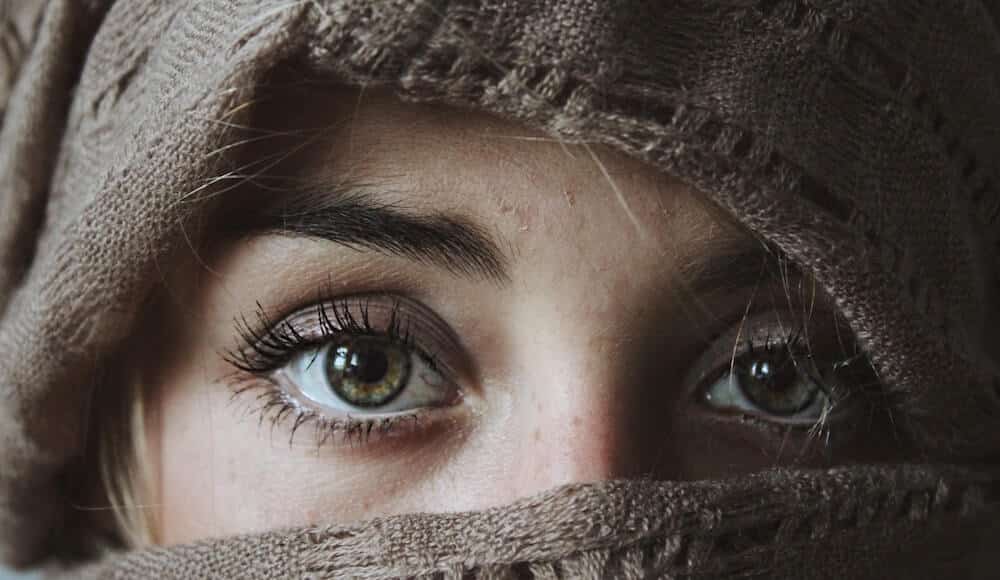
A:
[[142, 87, 900, 545]]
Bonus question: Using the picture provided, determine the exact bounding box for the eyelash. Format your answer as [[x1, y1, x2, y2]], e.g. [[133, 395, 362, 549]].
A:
[[742, 325, 832, 397], [226, 298, 881, 451], [704, 318, 882, 447], [225, 297, 448, 447]]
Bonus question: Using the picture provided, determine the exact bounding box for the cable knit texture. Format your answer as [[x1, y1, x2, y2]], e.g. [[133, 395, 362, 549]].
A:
[[1, 0, 999, 577]]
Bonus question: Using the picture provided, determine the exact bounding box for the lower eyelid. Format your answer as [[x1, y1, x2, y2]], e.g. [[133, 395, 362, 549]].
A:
[[229, 375, 466, 449]]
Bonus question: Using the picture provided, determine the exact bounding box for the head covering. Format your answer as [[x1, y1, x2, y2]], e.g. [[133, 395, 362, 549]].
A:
[[1, 0, 999, 578]]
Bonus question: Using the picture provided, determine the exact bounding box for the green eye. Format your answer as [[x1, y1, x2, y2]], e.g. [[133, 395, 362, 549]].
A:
[[286, 329, 452, 416], [326, 338, 411, 407], [703, 350, 829, 424], [739, 357, 819, 415]]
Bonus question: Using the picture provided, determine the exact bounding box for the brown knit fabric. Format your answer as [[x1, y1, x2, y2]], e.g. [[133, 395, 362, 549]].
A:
[[55, 465, 1000, 579], [1, 0, 999, 577]]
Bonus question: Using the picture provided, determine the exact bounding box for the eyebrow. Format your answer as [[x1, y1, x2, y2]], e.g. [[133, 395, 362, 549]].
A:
[[234, 180, 800, 296], [680, 242, 771, 295], [235, 184, 512, 284], [677, 235, 816, 304]]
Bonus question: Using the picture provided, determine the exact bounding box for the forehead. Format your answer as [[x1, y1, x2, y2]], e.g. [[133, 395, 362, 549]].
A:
[[246, 85, 734, 246]]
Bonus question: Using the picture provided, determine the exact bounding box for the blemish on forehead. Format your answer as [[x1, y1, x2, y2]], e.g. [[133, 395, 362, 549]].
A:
[[515, 205, 537, 232], [493, 196, 537, 233]]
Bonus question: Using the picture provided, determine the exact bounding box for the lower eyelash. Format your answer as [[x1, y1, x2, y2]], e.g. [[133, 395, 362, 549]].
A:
[[721, 318, 885, 446], [223, 294, 464, 451], [231, 377, 426, 448]]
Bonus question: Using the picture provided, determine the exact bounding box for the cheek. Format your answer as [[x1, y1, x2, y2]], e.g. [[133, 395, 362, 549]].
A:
[[147, 368, 548, 545], [151, 371, 232, 544], [150, 369, 473, 544]]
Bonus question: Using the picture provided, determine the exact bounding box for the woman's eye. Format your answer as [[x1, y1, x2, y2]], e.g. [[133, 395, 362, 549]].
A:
[[702, 349, 830, 425], [281, 336, 455, 414], [226, 295, 468, 442], [693, 311, 879, 427]]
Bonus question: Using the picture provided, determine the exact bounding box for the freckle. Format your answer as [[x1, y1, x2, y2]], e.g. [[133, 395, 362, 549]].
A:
[[533, 428, 541, 442], [564, 189, 576, 207], [572, 415, 581, 427]]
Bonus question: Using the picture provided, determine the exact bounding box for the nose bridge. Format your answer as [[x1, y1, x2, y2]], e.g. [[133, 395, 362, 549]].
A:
[[493, 266, 669, 501], [516, 386, 621, 487], [506, 335, 642, 497]]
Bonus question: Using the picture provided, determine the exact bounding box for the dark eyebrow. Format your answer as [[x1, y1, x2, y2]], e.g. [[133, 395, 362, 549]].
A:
[[671, 239, 829, 341], [678, 238, 809, 298], [233, 179, 796, 295], [680, 243, 769, 295], [235, 185, 511, 284]]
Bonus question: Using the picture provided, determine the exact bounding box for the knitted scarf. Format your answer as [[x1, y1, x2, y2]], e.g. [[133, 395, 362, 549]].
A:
[[1, 1, 999, 577]]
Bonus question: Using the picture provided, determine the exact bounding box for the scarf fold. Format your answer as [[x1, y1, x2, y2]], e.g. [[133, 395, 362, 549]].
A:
[[59, 465, 1000, 579], [1, 0, 999, 575]]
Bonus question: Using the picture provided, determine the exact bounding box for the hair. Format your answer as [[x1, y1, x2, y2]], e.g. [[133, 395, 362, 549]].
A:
[[94, 366, 156, 548]]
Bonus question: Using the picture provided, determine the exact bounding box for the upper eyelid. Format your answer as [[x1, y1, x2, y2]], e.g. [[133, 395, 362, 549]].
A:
[[684, 308, 869, 394], [226, 265, 868, 388], [226, 294, 467, 380]]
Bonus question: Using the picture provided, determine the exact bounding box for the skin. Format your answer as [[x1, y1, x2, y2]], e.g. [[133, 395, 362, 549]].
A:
[[135, 86, 901, 546]]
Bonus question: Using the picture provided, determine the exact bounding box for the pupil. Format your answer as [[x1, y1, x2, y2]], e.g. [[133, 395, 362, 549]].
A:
[[739, 352, 818, 415], [749, 358, 796, 391], [340, 344, 390, 384], [326, 338, 409, 408]]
